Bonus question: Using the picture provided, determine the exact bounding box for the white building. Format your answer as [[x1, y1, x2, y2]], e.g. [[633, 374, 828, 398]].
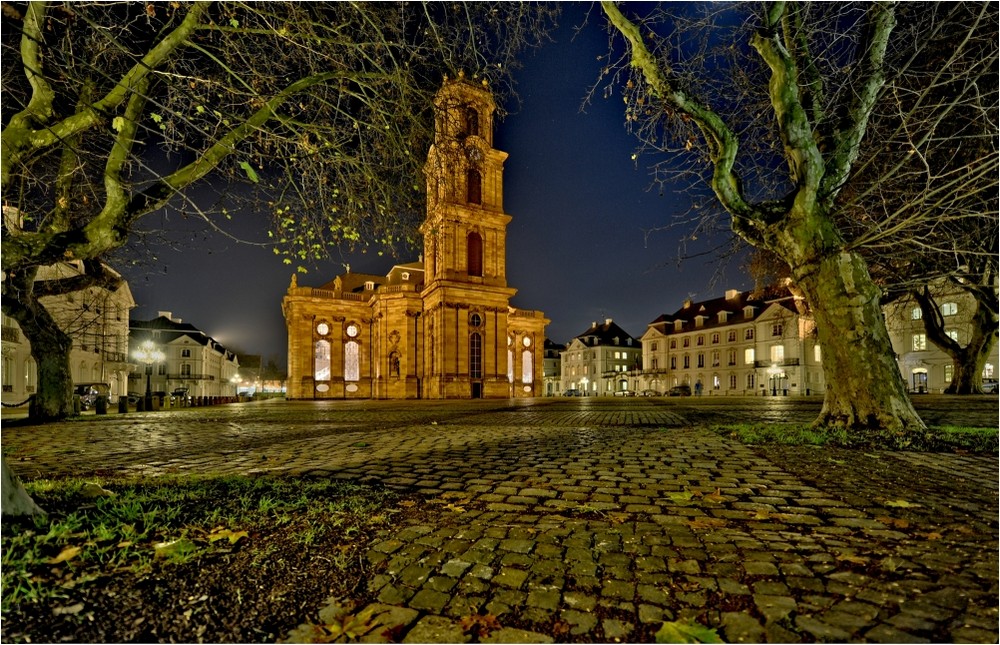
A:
[[542, 339, 564, 397], [128, 312, 240, 399], [884, 284, 998, 393], [1, 261, 135, 406], [560, 319, 642, 396], [639, 286, 825, 396]]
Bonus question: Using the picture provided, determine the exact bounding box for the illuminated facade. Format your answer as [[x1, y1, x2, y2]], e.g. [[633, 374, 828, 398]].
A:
[[638, 285, 826, 396], [282, 78, 548, 400]]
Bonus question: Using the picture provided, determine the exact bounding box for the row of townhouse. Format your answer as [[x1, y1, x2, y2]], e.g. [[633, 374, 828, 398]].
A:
[[639, 286, 823, 396], [547, 281, 995, 397], [1, 260, 243, 407]]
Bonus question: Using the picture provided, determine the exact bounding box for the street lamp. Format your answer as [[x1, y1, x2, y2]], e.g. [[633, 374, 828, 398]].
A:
[[230, 374, 241, 398], [133, 340, 165, 411]]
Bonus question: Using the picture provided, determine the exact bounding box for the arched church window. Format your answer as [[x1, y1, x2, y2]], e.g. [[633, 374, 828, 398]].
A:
[[466, 107, 479, 137], [344, 341, 360, 382], [467, 232, 483, 277], [314, 340, 331, 381], [522, 349, 533, 384], [467, 169, 481, 205]]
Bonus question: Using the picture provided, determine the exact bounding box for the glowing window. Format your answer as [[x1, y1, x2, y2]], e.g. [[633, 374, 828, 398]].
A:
[[314, 340, 331, 381], [344, 341, 359, 382]]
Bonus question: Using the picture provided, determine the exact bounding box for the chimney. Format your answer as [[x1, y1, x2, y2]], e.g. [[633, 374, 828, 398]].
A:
[[591, 321, 596, 328], [726, 289, 740, 301], [605, 318, 613, 326], [157, 311, 181, 323]]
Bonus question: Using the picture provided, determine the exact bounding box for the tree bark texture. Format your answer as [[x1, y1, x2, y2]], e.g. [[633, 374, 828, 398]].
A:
[[794, 251, 925, 438], [1, 456, 45, 517]]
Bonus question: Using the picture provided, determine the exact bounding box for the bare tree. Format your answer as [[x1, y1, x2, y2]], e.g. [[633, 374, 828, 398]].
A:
[[600, 2, 997, 441], [1, 1, 556, 422]]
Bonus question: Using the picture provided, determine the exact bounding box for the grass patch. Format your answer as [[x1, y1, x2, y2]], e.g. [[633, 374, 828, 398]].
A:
[[1, 474, 396, 612], [711, 423, 998, 453], [711, 423, 847, 446]]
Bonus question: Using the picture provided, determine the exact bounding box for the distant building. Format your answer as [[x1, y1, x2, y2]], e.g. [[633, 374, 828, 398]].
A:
[[884, 283, 998, 393], [282, 77, 548, 400], [561, 319, 642, 396], [639, 285, 825, 396], [128, 312, 240, 398], [1, 260, 135, 405], [542, 339, 565, 397]]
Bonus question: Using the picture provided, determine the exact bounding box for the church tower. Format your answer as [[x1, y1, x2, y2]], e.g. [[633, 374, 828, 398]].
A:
[[420, 76, 519, 398]]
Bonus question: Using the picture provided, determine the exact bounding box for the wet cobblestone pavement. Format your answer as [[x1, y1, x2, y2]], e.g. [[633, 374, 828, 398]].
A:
[[3, 396, 997, 643]]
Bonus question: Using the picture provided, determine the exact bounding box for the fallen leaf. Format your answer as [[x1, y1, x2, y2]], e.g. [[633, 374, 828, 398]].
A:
[[443, 503, 466, 513], [153, 538, 197, 559], [48, 546, 82, 564], [398, 500, 417, 508], [703, 487, 725, 504], [885, 499, 920, 508], [655, 618, 723, 643], [875, 516, 910, 529], [835, 553, 868, 565], [52, 602, 85, 616], [81, 483, 115, 498], [687, 517, 727, 530], [919, 531, 943, 540], [667, 490, 694, 504], [460, 613, 502, 639], [207, 528, 249, 545]]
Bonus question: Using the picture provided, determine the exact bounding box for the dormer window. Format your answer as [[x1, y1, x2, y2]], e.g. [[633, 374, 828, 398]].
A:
[[365, 281, 375, 291], [743, 306, 755, 320], [673, 320, 683, 332], [718, 311, 728, 323], [401, 271, 410, 281]]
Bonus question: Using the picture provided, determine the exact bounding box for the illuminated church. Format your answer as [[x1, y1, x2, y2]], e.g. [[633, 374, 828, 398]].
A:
[[282, 77, 548, 399]]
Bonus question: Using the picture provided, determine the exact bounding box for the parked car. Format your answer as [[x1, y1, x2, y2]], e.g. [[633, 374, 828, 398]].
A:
[[563, 389, 581, 397], [668, 384, 692, 397], [73, 383, 109, 410], [613, 390, 637, 397], [983, 379, 998, 394], [641, 389, 662, 397]]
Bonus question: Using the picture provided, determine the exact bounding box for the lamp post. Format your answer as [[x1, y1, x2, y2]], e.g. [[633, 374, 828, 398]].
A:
[[230, 374, 241, 399], [133, 340, 165, 411]]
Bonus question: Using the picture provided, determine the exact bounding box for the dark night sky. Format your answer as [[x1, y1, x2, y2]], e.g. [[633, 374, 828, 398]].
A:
[[122, 5, 750, 365]]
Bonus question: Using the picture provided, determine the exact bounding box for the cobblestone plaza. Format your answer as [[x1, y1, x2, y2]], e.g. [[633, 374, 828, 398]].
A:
[[3, 396, 997, 642]]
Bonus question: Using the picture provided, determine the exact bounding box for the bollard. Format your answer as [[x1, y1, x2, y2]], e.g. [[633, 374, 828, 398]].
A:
[[72, 395, 82, 416], [95, 396, 108, 415], [136, 397, 145, 412], [119, 397, 129, 413]]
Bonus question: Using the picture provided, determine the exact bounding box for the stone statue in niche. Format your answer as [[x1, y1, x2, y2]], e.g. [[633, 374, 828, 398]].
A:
[[389, 351, 401, 377]]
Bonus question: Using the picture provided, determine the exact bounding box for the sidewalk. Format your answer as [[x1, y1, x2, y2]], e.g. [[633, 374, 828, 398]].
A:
[[2, 397, 997, 642]]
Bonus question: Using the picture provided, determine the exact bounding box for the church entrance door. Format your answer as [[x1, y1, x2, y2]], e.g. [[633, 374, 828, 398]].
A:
[[471, 382, 483, 399]]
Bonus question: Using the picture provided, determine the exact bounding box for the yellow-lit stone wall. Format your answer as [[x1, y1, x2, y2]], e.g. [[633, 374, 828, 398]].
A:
[[283, 77, 547, 400]]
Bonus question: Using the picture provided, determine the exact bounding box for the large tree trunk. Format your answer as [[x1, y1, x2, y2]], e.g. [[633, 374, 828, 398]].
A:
[[3, 270, 75, 421], [793, 250, 926, 442], [1, 456, 45, 517]]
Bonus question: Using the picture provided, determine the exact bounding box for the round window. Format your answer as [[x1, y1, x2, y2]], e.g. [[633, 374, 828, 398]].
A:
[[346, 324, 359, 338], [316, 323, 329, 335], [522, 336, 531, 347], [470, 313, 482, 328]]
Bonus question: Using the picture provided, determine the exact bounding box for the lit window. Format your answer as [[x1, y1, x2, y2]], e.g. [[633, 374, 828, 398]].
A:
[[770, 345, 784, 362], [745, 348, 755, 364], [911, 307, 922, 320], [946, 330, 959, 342], [941, 302, 958, 316], [814, 345, 821, 363], [713, 375, 720, 389], [944, 364, 953, 382], [344, 341, 360, 381], [983, 363, 994, 378], [912, 334, 927, 351], [314, 340, 331, 380]]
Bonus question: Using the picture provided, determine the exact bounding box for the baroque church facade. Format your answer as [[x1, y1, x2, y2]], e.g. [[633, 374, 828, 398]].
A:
[[283, 78, 548, 400]]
